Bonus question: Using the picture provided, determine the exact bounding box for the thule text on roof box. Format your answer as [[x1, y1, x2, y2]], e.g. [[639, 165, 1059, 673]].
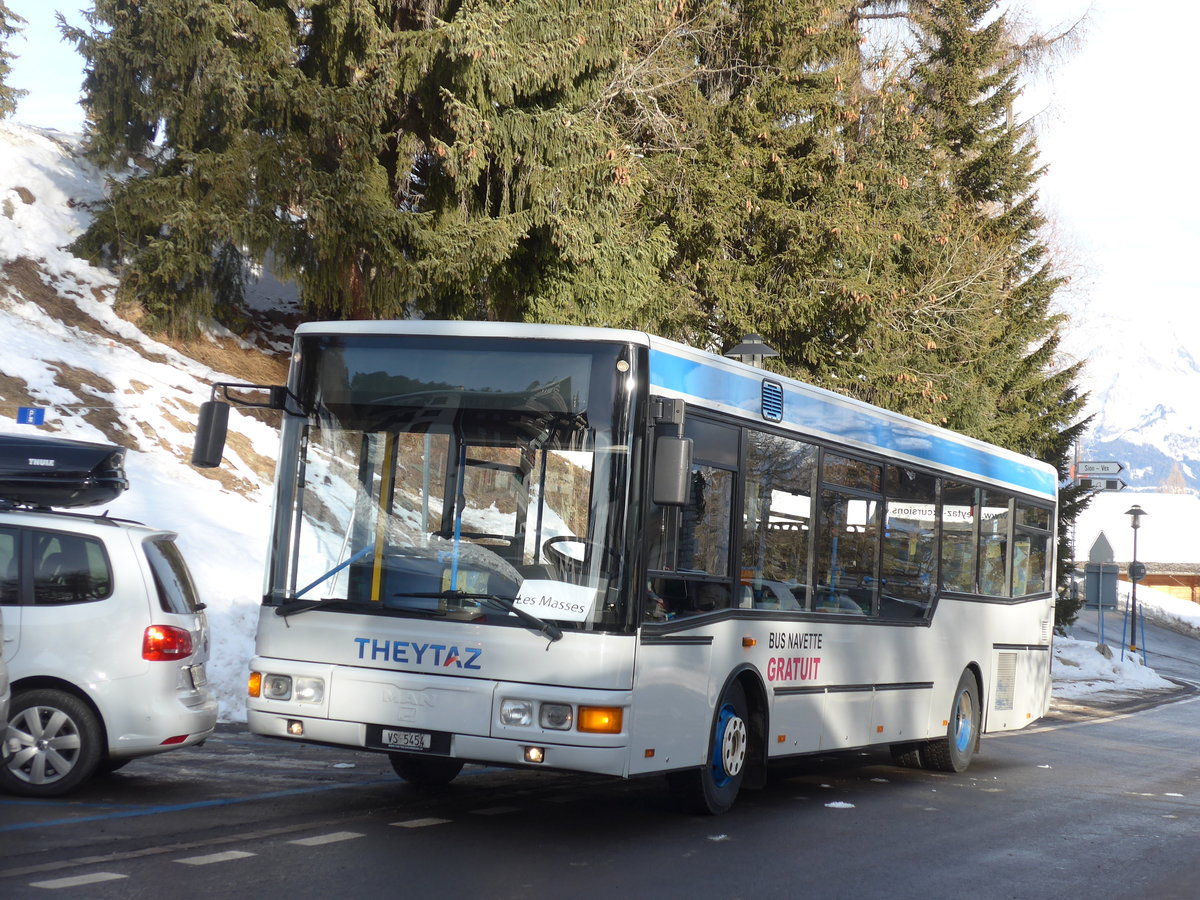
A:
[[0, 434, 128, 509]]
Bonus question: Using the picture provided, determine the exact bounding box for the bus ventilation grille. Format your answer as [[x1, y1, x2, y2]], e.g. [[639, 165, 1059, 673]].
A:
[[761, 381, 784, 422], [994, 652, 1017, 711]]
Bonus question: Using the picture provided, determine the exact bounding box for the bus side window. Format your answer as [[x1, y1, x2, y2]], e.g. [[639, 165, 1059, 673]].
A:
[[645, 417, 737, 622], [741, 431, 816, 611], [880, 465, 938, 619]]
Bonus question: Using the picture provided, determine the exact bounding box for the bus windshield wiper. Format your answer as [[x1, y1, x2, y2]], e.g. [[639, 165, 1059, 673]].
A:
[[274, 597, 447, 619], [405, 591, 563, 643]]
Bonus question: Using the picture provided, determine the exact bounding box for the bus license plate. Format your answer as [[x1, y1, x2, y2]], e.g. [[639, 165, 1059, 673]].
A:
[[381, 728, 432, 751]]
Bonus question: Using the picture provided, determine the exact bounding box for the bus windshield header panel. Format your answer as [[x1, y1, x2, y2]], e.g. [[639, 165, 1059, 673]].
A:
[[271, 334, 638, 634]]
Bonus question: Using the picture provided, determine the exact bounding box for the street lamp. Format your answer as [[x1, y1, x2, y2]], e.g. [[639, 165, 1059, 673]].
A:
[[1124, 504, 1147, 656], [724, 334, 779, 368]]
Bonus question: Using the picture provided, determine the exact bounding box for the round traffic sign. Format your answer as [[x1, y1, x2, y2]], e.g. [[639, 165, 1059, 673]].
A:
[[1129, 561, 1147, 583]]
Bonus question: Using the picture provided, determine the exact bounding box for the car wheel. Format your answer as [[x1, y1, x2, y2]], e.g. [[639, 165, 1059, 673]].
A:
[[1, 688, 103, 797]]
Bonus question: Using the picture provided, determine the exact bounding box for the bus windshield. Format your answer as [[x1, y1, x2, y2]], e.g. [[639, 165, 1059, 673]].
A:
[[268, 334, 636, 633]]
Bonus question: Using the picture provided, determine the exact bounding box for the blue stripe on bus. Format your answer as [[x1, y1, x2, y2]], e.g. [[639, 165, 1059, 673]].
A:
[[648, 348, 1057, 499]]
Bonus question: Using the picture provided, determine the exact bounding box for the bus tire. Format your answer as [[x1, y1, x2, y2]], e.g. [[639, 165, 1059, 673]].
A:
[[922, 670, 981, 773], [889, 742, 924, 769], [667, 680, 749, 815], [1, 688, 103, 797], [388, 753, 464, 787]]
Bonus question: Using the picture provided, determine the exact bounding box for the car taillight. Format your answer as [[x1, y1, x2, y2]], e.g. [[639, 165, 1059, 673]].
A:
[[143, 625, 193, 660]]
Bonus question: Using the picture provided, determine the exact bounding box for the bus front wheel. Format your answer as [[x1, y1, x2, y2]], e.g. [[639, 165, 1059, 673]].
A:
[[668, 681, 749, 815], [389, 753, 464, 787], [923, 670, 981, 773]]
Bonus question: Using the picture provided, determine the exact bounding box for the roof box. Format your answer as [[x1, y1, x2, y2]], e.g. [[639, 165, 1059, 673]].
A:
[[0, 434, 128, 509]]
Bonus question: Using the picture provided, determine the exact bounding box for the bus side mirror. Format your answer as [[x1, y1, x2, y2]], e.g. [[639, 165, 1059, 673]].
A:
[[192, 400, 230, 468], [652, 436, 692, 506]]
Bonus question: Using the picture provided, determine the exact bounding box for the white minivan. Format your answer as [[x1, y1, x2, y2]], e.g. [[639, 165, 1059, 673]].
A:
[[0, 435, 217, 796]]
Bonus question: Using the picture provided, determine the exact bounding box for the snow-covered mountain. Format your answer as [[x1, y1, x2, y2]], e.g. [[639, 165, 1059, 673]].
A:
[[1055, 290, 1200, 493]]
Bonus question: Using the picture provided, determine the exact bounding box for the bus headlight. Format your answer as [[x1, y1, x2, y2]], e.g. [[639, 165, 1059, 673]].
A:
[[539, 703, 573, 730], [294, 676, 325, 704], [263, 674, 293, 701], [500, 698, 534, 726], [259, 674, 324, 703]]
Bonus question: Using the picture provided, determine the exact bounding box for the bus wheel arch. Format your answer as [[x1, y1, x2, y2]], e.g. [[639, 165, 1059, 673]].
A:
[[923, 666, 983, 773], [668, 669, 766, 814]]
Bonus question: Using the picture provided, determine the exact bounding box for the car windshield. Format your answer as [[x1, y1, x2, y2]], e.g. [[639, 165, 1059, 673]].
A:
[[267, 334, 636, 633]]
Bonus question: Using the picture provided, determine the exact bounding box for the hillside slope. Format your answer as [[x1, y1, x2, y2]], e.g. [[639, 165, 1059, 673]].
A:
[[0, 121, 293, 721]]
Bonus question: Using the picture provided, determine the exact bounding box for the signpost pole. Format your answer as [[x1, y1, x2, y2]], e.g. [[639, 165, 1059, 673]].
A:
[[1124, 505, 1147, 661]]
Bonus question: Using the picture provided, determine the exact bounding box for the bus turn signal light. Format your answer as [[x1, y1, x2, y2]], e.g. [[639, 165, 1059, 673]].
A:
[[248, 671, 262, 698], [578, 706, 623, 734]]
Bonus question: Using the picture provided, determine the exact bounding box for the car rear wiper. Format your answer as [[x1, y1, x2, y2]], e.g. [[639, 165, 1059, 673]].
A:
[[405, 591, 563, 643]]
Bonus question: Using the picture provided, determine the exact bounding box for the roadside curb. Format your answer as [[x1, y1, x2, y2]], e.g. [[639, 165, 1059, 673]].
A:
[[1045, 679, 1198, 723]]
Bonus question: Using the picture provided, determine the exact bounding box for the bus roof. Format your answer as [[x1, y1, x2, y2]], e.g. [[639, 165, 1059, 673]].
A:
[[293, 321, 1058, 502]]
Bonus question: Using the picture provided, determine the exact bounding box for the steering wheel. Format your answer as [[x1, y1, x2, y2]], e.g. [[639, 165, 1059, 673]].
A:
[[542, 536, 616, 580]]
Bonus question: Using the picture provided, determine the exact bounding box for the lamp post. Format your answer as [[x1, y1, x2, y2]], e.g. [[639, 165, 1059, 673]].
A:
[[1124, 504, 1147, 655], [724, 334, 779, 368]]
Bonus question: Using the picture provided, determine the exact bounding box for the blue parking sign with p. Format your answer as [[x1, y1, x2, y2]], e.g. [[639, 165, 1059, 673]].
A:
[[16, 407, 46, 425]]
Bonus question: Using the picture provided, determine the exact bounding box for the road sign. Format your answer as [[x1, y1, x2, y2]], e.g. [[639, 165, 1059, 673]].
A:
[[1129, 561, 1147, 583], [1078, 477, 1126, 492], [16, 407, 45, 425], [1077, 461, 1125, 476]]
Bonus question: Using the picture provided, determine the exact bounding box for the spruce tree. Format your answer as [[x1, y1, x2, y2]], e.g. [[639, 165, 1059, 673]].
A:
[[67, 0, 680, 334], [0, 2, 26, 119]]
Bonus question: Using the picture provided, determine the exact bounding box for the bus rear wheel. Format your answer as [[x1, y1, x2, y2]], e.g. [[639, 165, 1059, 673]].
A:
[[922, 670, 981, 773], [668, 681, 749, 815], [389, 753, 464, 787]]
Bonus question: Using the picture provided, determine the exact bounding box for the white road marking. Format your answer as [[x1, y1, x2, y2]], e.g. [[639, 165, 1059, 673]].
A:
[[290, 831, 364, 846], [390, 817, 452, 828], [30, 872, 127, 889], [175, 850, 256, 866]]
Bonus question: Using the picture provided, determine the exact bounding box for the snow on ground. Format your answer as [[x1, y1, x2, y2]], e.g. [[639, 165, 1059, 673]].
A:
[[1053, 579, 1192, 701], [1, 122, 273, 723], [2, 121, 1197, 726]]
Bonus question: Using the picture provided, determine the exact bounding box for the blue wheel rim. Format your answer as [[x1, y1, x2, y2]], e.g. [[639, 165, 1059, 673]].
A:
[[711, 703, 736, 787], [954, 691, 973, 753]]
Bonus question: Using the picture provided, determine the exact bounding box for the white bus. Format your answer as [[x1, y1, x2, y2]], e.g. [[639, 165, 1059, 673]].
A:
[[194, 321, 1057, 814]]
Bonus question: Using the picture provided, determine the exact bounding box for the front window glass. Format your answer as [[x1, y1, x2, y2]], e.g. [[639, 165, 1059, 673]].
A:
[[275, 335, 633, 632], [0, 527, 16, 605]]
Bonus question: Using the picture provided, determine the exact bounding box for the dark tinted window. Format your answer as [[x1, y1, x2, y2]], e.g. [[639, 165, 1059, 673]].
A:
[[144, 539, 202, 614], [32, 530, 112, 604], [0, 527, 17, 605]]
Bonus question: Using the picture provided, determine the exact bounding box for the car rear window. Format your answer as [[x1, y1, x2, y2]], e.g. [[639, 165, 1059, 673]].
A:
[[144, 538, 203, 614]]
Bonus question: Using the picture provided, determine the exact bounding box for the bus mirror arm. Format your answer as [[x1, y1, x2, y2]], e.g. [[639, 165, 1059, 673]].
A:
[[191, 382, 301, 469]]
